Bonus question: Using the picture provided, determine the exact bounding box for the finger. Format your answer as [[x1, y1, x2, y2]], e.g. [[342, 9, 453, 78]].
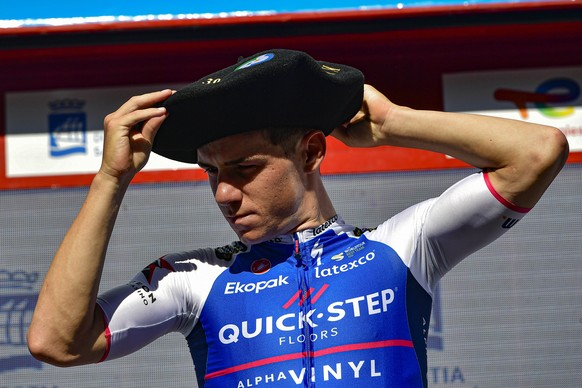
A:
[[104, 89, 172, 132], [349, 110, 367, 125], [114, 89, 173, 117], [106, 106, 167, 133], [331, 110, 365, 143], [140, 113, 168, 144], [129, 106, 167, 129], [330, 126, 350, 144]]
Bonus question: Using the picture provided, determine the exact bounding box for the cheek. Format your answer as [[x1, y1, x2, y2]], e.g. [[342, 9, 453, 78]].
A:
[[256, 168, 302, 213]]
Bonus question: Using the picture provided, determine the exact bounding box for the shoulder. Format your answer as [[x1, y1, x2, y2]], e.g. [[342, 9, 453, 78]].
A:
[[162, 241, 247, 268], [137, 242, 248, 286]]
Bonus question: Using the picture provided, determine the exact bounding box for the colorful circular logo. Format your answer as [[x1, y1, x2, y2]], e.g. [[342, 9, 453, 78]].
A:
[[235, 53, 275, 71], [251, 258, 272, 274]]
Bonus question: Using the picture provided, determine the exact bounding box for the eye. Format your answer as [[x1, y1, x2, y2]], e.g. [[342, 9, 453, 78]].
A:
[[201, 165, 217, 175], [237, 163, 263, 175]]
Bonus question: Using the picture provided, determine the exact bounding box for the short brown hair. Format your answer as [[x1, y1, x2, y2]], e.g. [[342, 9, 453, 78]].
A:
[[261, 128, 315, 156]]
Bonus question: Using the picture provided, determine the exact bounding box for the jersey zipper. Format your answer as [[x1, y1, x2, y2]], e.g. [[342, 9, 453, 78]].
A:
[[294, 235, 315, 387]]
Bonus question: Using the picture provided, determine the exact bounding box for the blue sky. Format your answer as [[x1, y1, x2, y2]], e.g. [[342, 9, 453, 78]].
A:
[[1, 0, 524, 20]]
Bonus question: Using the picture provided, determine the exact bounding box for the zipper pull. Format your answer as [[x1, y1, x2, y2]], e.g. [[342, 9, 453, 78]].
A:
[[294, 238, 304, 267]]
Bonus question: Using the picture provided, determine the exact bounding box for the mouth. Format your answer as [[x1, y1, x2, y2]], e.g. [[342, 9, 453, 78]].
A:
[[226, 213, 252, 225]]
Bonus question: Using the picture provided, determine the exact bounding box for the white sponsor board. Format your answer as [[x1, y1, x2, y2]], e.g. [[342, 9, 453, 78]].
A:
[[443, 67, 582, 152], [5, 84, 196, 178]]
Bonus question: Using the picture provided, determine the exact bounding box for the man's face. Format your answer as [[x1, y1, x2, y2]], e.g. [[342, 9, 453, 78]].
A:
[[197, 130, 308, 245]]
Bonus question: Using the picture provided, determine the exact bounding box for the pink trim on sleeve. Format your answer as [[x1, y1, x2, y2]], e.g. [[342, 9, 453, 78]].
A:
[[483, 171, 531, 214], [97, 304, 111, 363]]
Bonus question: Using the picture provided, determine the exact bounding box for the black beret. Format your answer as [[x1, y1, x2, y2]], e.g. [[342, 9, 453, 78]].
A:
[[152, 49, 364, 164]]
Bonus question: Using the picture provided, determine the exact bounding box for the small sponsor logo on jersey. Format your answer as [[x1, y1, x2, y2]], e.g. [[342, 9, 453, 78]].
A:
[[251, 258, 271, 275], [331, 253, 344, 261], [315, 251, 376, 279], [312, 215, 338, 236], [344, 241, 366, 258], [224, 275, 289, 295], [311, 239, 324, 265], [501, 217, 520, 229]]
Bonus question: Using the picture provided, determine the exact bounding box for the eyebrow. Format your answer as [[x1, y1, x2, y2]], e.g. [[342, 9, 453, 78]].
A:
[[196, 161, 214, 170], [197, 154, 266, 169]]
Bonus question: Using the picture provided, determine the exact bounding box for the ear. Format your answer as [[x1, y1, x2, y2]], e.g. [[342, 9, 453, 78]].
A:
[[300, 130, 327, 173]]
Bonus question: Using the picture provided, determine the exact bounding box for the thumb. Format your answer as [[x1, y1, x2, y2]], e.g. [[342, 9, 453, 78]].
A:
[[330, 125, 350, 144], [140, 109, 168, 145]]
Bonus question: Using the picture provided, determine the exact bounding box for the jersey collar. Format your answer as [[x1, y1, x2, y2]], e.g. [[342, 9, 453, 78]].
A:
[[267, 215, 348, 244]]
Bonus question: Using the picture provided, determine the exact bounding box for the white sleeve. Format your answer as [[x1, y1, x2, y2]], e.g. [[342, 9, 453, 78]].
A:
[[96, 249, 227, 361], [368, 171, 529, 296]]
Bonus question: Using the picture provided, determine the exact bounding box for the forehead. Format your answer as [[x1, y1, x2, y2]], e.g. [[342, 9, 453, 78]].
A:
[[197, 130, 279, 164]]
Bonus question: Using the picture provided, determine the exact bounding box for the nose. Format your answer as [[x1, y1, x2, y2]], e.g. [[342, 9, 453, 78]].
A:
[[214, 178, 243, 207]]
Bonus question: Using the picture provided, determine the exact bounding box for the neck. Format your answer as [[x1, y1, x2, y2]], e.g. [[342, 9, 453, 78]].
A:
[[294, 176, 336, 232]]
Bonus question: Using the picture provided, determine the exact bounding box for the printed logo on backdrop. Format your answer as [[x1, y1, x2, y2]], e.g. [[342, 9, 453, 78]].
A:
[[494, 78, 580, 120], [48, 99, 88, 157], [443, 67, 582, 153], [4, 85, 194, 181], [0, 269, 43, 374]]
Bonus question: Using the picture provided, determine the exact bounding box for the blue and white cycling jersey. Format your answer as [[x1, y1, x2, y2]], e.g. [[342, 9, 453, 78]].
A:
[[97, 172, 529, 387]]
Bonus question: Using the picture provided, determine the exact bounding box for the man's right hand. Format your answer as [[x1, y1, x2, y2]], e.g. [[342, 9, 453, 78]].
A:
[[99, 89, 172, 184], [27, 89, 173, 367]]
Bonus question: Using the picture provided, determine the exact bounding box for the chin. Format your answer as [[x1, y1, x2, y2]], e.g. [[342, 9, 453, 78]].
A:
[[238, 234, 268, 246], [236, 228, 275, 246]]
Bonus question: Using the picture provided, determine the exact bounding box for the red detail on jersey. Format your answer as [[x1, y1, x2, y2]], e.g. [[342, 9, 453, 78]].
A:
[[97, 304, 111, 363], [282, 284, 329, 308], [310, 283, 329, 304], [251, 258, 271, 274], [205, 339, 414, 380], [141, 256, 175, 284], [282, 290, 301, 309], [483, 171, 530, 213]]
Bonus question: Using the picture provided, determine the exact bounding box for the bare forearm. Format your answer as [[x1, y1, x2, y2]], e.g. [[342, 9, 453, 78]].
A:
[[383, 108, 535, 166], [382, 107, 569, 207], [28, 172, 130, 365], [27, 90, 170, 365]]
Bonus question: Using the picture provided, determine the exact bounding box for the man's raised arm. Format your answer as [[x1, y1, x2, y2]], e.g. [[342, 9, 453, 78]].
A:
[[27, 90, 172, 366], [332, 84, 569, 208]]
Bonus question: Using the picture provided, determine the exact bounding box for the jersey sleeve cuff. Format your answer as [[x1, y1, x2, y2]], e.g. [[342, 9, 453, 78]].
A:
[[483, 171, 531, 214], [96, 301, 112, 363]]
